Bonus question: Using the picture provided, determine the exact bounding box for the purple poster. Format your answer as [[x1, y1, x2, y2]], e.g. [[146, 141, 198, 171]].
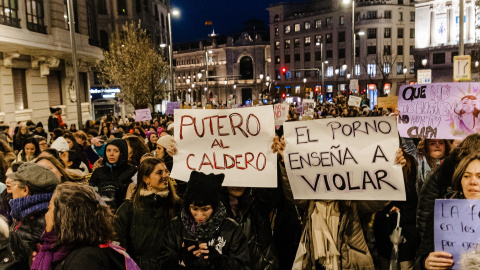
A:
[[398, 83, 480, 139], [434, 199, 480, 269], [166, 102, 180, 115]]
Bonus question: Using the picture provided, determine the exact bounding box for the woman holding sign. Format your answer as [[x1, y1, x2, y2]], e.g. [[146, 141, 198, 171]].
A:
[[418, 153, 480, 269]]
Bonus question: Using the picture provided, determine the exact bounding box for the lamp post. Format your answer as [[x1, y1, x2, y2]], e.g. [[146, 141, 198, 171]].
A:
[[343, 0, 355, 78], [422, 58, 428, 68], [403, 66, 408, 84], [204, 49, 212, 99], [224, 79, 228, 107], [335, 68, 340, 96], [316, 41, 325, 102], [167, 8, 180, 101]]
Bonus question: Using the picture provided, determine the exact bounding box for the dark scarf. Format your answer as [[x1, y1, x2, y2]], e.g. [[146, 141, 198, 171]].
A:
[[181, 202, 226, 240], [9, 193, 52, 220], [31, 230, 71, 270]]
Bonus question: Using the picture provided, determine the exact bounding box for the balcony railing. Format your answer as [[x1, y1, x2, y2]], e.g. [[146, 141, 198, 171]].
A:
[[0, 15, 20, 28], [27, 22, 47, 34]]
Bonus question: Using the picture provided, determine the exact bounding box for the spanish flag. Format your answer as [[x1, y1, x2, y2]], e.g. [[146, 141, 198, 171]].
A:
[[205, 21, 213, 25]]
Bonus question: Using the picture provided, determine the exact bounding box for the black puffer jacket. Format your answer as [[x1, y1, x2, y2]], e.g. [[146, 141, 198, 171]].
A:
[[158, 216, 251, 270], [52, 246, 126, 270], [89, 139, 136, 211], [115, 194, 182, 270], [220, 188, 279, 270]]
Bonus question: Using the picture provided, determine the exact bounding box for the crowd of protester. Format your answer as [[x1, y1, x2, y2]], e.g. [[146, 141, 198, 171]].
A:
[[0, 100, 477, 270]]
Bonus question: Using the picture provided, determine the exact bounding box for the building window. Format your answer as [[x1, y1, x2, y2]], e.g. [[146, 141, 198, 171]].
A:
[[410, 28, 415, 38], [274, 14, 280, 22], [295, 71, 301, 78], [385, 28, 391, 38], [64, 0, 79, 32], [0, 0, 20, 27], [326, 33, 332, 43], [100, 30, 109, 50], [355, 12, 360, 22], [410, 12, 415, 21], [327, 66, 333, 77], [315, 51, 321, 61], [86, 0, 98, 45], [305, 52, 311, 62], [12, 68, 28, 110], [240, 56, 253, 79], [399, 12, 403, 21], [26, 0, 46, 34], [410, 62, 415, 74], [339, 16, 344, 25], [397, 62, 403, 74], [326, 17, 332, 26], [326, 50, 333, 58], [117, 0, 127, 15], [135, 0, 140, 12], [275, 56, 280, 64], [397, 45, 403, 55], [338, 31, 345, 42], [284, 39, 290, 49], [433, 52, 445, 64], [384, 45, 391, 55], [275, 41, 280, 50], [366, 11, 377, 19], [383, 63, 391, 74], [285, 54, 290, 63], [305, 70, 311, 77], [304, 21, 310, 30], [294, 23, 300, 32], [304, 36, 311, 46], [367, 28, 376, 39], [154, 8, 159, 22], [315, 35, 321, 44], [315, 19, 321, 28], [294, 53, 300, 62], [355, 46, 359, 57], [367, 46, 376, 55], [78, 73, 89, 103], [98, 0, 107, 14], [384, 10, 391, 19], [339, 68, 345, 77], [143, 0, 148, 13], [355, 64, 360, 76], [410, 45, 414, 54], [367, 64, 376, 76], [397, 28, 403, 38], [47, 71, 63, 106], [339, 48, 345, 59], [274, 27, 279, 36], [294, 38, 300, 48], [284, 25, 290, 34]]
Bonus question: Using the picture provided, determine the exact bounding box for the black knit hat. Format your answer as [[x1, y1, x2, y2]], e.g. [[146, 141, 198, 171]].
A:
[[184, 171, 224, 207], [36, 122, 43, 128], [49, 107, 57, 114]]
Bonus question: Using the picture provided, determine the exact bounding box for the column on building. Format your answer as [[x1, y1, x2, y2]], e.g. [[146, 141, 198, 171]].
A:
[[468, 1, 475, 42], [430, 6, 437, 46], [447, 5, 455, 44]]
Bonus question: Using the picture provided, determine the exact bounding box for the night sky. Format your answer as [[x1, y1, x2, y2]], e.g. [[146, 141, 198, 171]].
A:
[[171, 0, 306, 44]]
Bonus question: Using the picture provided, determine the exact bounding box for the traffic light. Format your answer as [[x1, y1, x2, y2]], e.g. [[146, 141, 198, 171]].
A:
[[281, 93, 286, 98], [281, 67, 287, 75]]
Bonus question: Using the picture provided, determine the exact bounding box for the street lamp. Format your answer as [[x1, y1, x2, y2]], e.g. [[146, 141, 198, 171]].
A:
[[259, 74, 264, 80], [167, 8, 180, 101], [342, 64, 347, 71], [197, 72, 202, 80], [422, 59, 428, 67], [403, 66, 408, 84], [347, 73, 351, 79], [476, 61, 479, 68]]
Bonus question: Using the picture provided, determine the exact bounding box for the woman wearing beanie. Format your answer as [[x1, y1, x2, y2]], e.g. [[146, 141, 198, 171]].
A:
[[33, 122, 48, 139], [89, 139, 136, 212], [115, 158, 182, 270], [158, 171, 251, 270], [7, 163, 59, 268], [31, 182, 140, 270]]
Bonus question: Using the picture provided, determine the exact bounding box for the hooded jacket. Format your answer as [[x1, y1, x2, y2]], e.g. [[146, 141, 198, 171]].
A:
[[89, 139, 136, 211]]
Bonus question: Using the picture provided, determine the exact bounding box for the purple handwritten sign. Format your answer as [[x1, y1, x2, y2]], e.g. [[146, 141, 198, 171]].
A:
[[166, 102, 180, 115], [434, 199, 480, 270], [398, 82, 480, 140]]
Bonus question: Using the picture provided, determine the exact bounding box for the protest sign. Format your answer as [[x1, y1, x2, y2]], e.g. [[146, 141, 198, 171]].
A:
[[377, 96, 398, 110], [170, 106, 277, 187], [283, 117, 404, 200], [348, 96, 362, 107], [274, 104, 288, 125], [134, 108, 152, 121], [166, 102, 180, 115], [397, 83, 480, 139], [434, 199, 480, 269]]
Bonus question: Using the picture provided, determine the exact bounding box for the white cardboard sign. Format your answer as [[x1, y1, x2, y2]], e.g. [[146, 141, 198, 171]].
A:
[[274, 104, 288, 125], [348, 96, 362, 107], [283, 117, 405, 200], [171, 106, 277, 187]]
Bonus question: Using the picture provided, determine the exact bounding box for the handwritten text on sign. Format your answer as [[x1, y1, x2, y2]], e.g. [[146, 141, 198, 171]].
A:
[[135, 108, 152, 121], [434, 199, 480, 270], [274, 104, 288, 125], [283, 117, 405, 200], [170, 106, 277, 187], [397, 82, 480, 140]]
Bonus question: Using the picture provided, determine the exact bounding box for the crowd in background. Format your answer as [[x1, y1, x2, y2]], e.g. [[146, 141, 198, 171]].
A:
[[0, 101, 477, 269]]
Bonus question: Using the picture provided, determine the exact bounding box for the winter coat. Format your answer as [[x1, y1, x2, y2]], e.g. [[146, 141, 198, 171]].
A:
[[52, 246, 127, 270], [48, 115, 60, 133], [220, 188, 279, 270], [13, 133, 29, 153], [114, 193, 182, 270], [32, 129, 48, 139], [89, 139, 136, 211], [157, 216, 251, 270]]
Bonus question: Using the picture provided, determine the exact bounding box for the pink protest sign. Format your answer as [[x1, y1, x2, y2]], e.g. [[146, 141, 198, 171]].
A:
[[398, 83, 480, 139]]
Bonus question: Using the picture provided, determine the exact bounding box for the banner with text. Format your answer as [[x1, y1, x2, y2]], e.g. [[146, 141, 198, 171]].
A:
[[377, 96, 398, 110], [171, 106, 277, 187], [434, 199, 480, 270], [135, 108, 152, 121], [397, 82, 480, 139], [274, 104, 288, 125], [283, 117, 404, 200]]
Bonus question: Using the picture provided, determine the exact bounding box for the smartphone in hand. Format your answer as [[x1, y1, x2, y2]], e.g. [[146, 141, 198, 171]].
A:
[[183, 237, 199, 250]]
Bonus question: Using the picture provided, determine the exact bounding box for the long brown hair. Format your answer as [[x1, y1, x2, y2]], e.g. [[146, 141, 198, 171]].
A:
[[132, 158, 181, 218], [53, 182, 115, 247], [452, 153, 480, 193], [417, 139, 451, 170], [124, 135, 149, 167], [35, 156, 84, 183]]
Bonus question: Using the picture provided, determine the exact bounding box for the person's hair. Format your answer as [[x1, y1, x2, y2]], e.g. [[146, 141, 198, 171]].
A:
[[0, 139, 13, 154], [452, 153, 480, 193], [134, 126, 146, 138], [73, 131, 88, 147], [35, 156, 84, 183], [100, 126, 111, 137], [52, 128, 64, 140], [0, 152, 7, 184], [453, 134, 480, 160], [124, 135, 149, 166], [87, 129, 99, 137], [132, 158, 181, 217], [65, 150, 82, 170], [112, 130, 124, 139], [52, 182, 115, 248], [63, 133, 78, 150], [40, 148, 62, 160], [20, 137, 41, 160], [417, 139, 452, 170], [10, 161, 24, 172], [84, 120, 95, 131]]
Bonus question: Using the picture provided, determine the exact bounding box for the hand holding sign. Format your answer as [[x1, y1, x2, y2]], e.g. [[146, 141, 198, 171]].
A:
[[424, 251, 453, 269]]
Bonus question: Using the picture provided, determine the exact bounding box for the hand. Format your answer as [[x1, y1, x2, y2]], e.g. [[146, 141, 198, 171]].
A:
[[271, 135, 286, 160], [192, 243, 209, 258], [389, 206, 400, 215], [167, 139, 178, 156], [394, 148, 406, 168], [424, 251, 453, 269]]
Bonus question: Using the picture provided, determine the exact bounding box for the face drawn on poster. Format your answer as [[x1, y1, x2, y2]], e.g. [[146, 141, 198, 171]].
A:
[[397, 83, 480, 140]]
